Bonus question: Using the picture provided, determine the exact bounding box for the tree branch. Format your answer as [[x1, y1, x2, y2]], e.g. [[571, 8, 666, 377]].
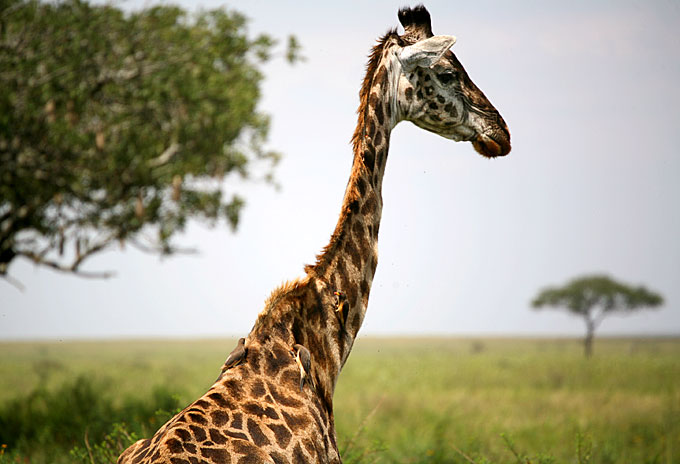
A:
[[129, 237, 198, 255], [148, 142, 180, 168], [71, 238, 110, 270], [16, 247, 115, 279]]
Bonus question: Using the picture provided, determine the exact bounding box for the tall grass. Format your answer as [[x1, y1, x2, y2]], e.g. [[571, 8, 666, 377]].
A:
[[0, 337, 677, 463], [334, 337, 679, 463], [0, 376, 180, 463]]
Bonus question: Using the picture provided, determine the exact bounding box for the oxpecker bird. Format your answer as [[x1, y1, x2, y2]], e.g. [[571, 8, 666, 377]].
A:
[[291, 343, 312, 392], [216, 337, 247, 381], [333, 291, 349, 330]]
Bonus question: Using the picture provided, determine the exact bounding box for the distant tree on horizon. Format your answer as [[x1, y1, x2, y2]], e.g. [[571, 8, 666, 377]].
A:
[[0, 0, 301, 285], [531, 274, 664, 357]]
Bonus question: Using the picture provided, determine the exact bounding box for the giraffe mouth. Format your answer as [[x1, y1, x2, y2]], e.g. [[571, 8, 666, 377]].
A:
[[472, 131, 511, 158]]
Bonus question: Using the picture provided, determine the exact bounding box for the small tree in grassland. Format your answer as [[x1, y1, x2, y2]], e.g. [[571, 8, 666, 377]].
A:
[[531, 274, 664, 357]]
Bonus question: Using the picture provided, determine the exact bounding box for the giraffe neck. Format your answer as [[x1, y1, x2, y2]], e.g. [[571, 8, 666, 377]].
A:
[[306, 36, 401, 368], [308, 110, 393, 336], [247, 35, 402, 414]]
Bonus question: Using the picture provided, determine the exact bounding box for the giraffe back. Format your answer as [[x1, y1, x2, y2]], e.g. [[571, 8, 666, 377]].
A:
[[118, 334, 340, 464]]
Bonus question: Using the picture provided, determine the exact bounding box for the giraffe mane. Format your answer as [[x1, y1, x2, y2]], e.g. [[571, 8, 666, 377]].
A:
[[350, 29, 400, 155], [251, 277, 308, 332], [302, 30, 400, 278], [262, 278, 307, 311]]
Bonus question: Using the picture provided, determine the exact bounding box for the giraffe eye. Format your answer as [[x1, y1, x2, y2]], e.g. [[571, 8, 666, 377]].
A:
[[436, 72, 455, 85]]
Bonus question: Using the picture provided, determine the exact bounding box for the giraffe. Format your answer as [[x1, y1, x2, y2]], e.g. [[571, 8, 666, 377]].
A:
[[118, 5, 510, 464]]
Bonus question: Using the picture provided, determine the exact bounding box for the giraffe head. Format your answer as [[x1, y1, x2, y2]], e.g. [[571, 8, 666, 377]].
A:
[[392, 6, 511, 158]]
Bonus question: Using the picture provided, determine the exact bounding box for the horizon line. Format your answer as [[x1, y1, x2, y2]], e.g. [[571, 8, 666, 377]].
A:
[[1, 332, 679, 343]]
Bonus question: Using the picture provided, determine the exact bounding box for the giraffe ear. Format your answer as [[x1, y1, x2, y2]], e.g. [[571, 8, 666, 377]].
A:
[[397, 35, 457, 72]]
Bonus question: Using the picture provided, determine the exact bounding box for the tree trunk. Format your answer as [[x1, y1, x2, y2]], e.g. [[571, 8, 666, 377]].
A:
[[584, 319, 595, 358]]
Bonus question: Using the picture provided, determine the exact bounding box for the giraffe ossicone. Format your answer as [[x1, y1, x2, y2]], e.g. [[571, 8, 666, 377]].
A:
[[397, 35, 456, 71], [118, 5, 509, 463]]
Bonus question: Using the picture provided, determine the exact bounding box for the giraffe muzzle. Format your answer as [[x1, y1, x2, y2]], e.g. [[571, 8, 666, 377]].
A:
[[472, 130, 511, 158]]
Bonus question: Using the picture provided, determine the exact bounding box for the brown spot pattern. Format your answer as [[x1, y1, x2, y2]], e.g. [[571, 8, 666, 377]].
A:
[[188, 413, 207, 425], [132, 449, 149, 463], [369, 92, 380, 110], [201, 447, 229, 464], [237, 455, 261, 464], [357, 176, 367, 196], [268, 382, 303, 408], [269, 451, 288, 464], [265, 344, 290, 376], [175, 428, 191, 442], [367, 118, 376, 137], [247, 418, 270, 446], [282, 410, 311, 432], [374, 102, 384, 125], [210, 410, 228, 427], [166, 438, 183, 454], [293, 443, 306, 463], [224, 430, 248, 441], [195, 400, 210, 409], [189, 425, 207, 442], [374, 129, 383, 146], [360, 193, 376, 215], [209, 428, 227, 444], [247, 349, 261, 372], [243, 402, 279, 420], [267, 423, 293, 448], [208, 392, 230, 409], [346, 239, 362, 270], [231, 412, 243, 430], [338, 258, 350, 297], [363, 147, 375, 171], [281, 368, 302, 390], [374, 65, 387, 87]]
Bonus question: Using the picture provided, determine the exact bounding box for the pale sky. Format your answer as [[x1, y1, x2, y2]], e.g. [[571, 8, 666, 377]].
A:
[[1, 1, 679, 340]]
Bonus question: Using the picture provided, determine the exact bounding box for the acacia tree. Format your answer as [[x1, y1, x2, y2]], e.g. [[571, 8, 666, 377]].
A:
[[0, 0, 301, 282], [531, 275, 664, 357]]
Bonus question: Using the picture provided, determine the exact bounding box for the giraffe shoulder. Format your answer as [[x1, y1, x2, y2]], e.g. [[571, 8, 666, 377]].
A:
[[117, 438, 150, 464]]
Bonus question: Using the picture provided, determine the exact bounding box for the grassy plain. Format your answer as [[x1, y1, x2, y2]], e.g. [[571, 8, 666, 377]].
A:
[[0, 336, 678, 463]]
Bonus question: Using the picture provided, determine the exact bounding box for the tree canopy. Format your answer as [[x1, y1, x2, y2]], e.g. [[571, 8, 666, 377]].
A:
[[532, 275, 663, 316], [0, 0, 300, 280], [532, 274, 664, 356]]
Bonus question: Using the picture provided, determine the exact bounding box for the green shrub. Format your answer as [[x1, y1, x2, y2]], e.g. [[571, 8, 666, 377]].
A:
[[0, 376, 180, 464]]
